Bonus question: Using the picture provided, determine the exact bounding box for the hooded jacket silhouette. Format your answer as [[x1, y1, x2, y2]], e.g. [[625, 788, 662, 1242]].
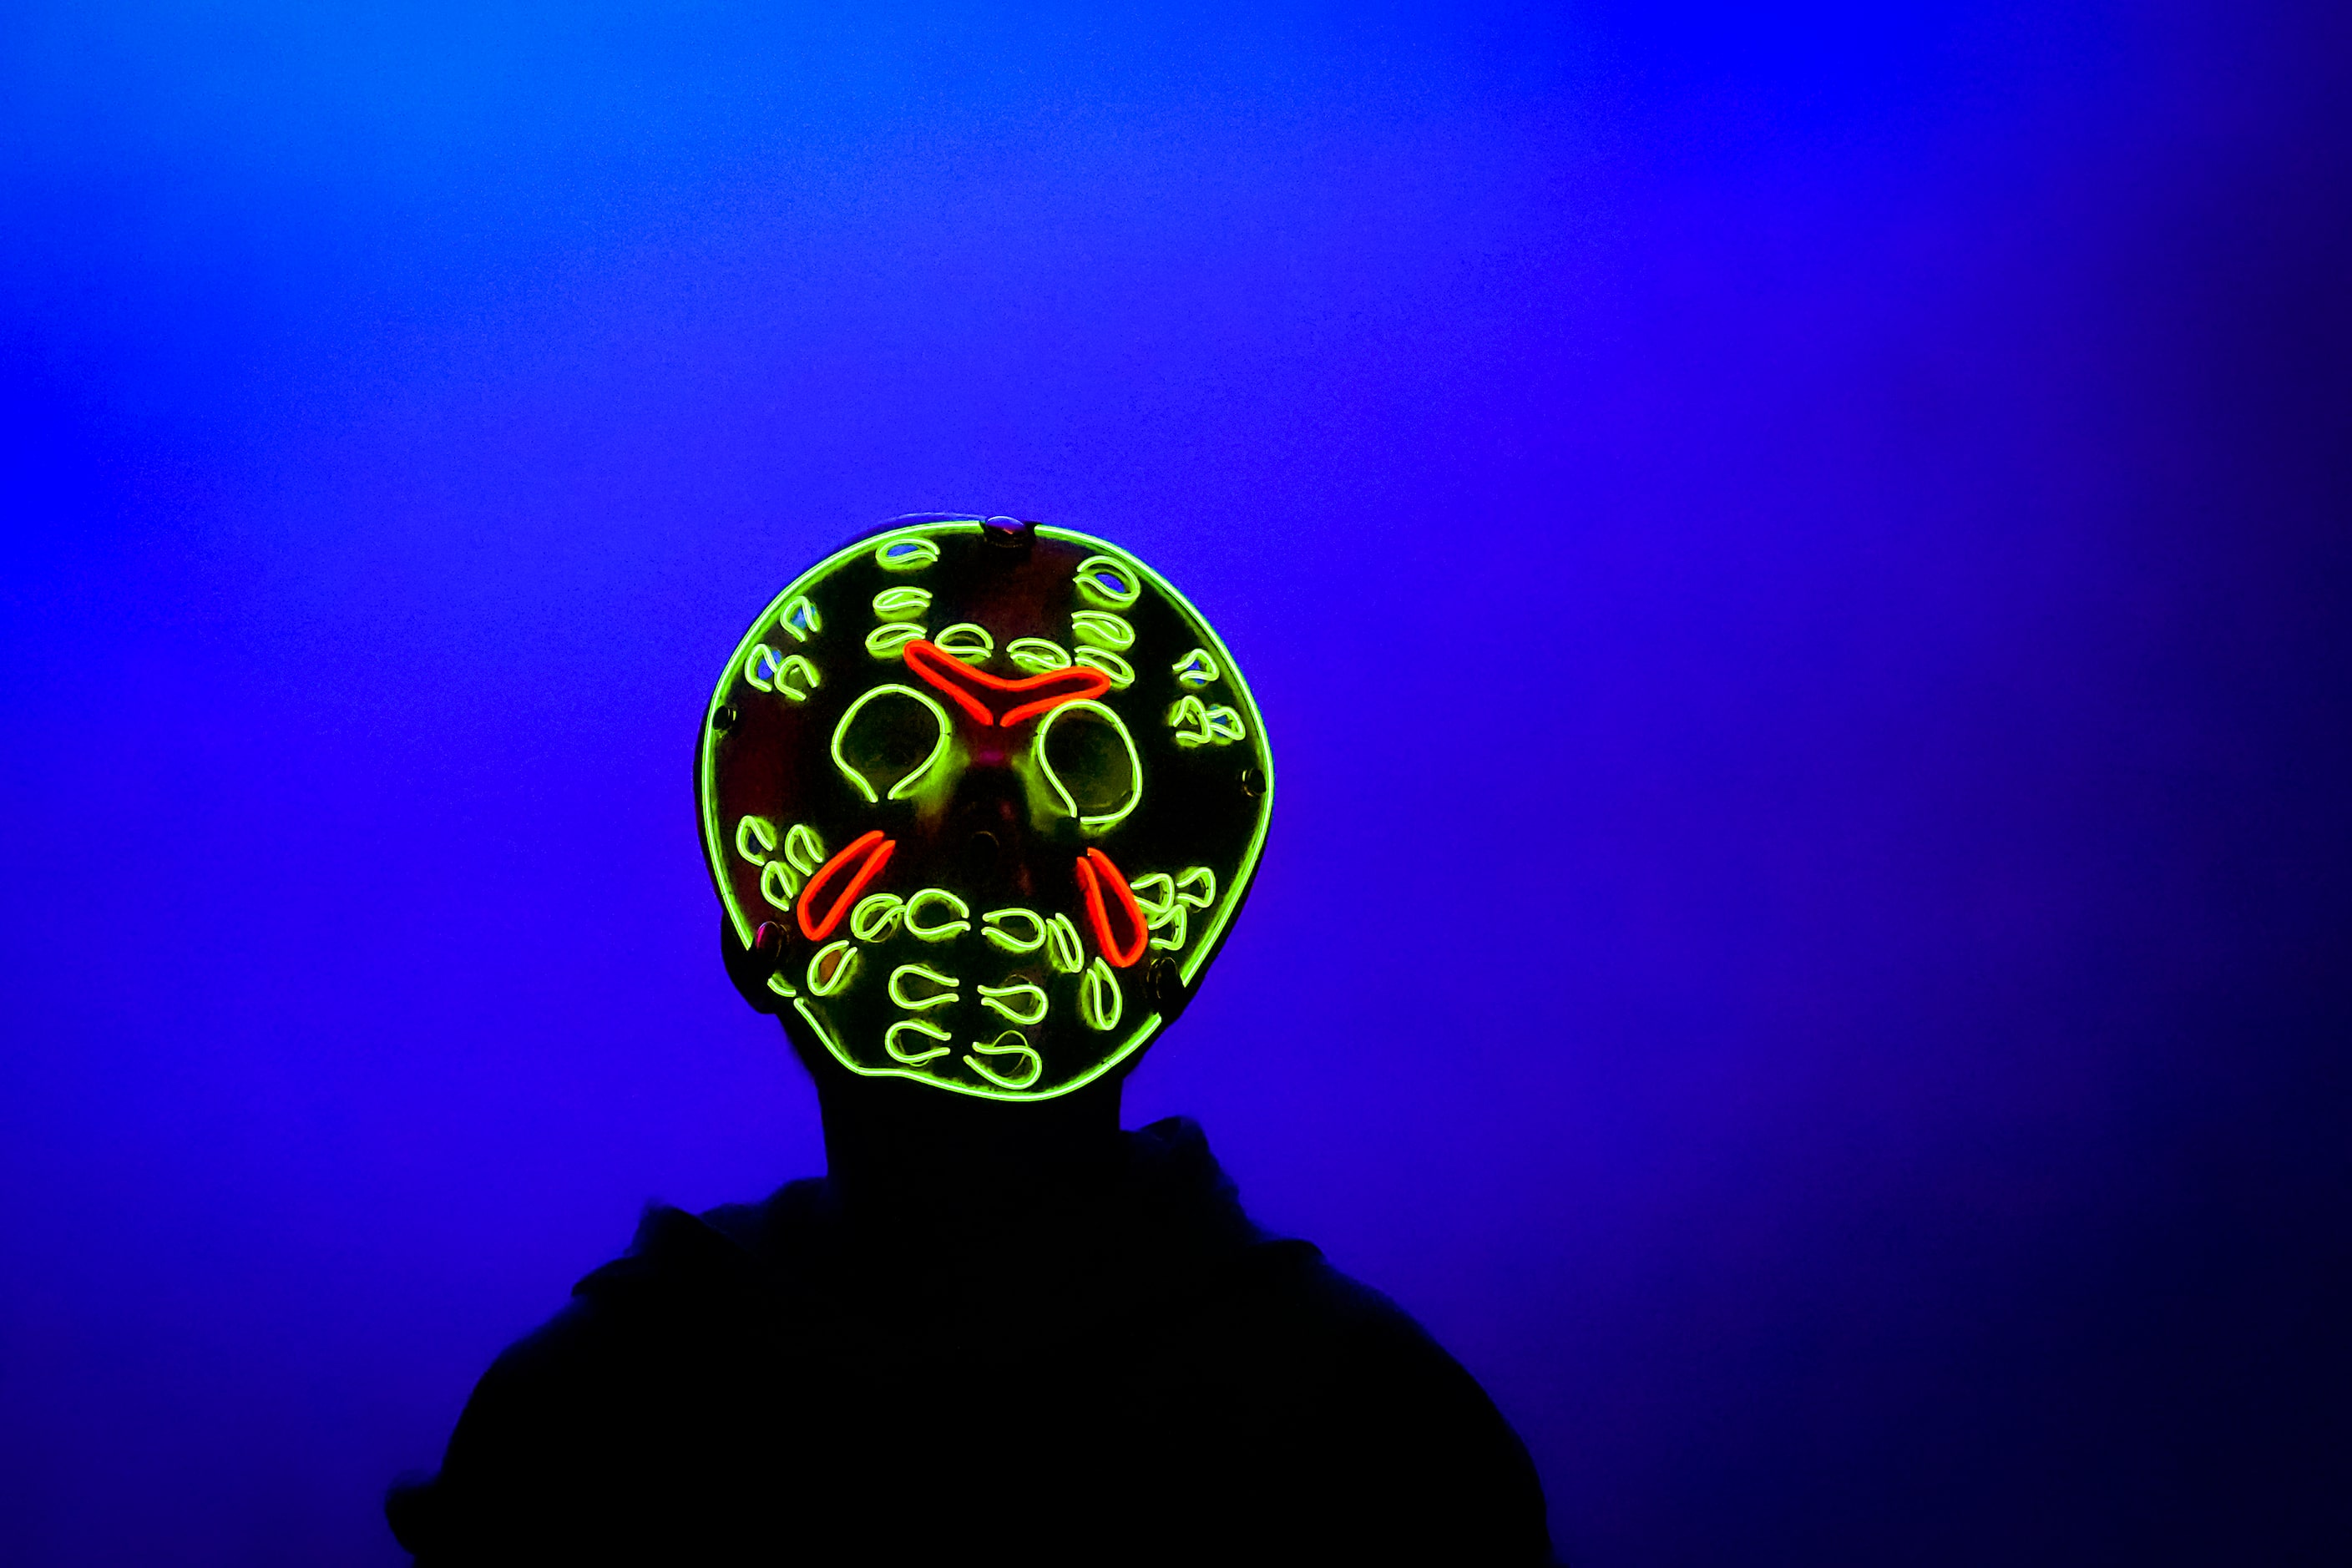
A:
[[388, 1116, 1552, 1564]]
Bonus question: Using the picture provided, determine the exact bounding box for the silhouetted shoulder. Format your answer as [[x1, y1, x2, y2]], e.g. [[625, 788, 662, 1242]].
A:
[[390, 1119, 1552, 1565]]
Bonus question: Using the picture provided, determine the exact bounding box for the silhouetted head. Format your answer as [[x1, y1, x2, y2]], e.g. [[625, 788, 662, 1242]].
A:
[[704, 515, 1272, 1128]]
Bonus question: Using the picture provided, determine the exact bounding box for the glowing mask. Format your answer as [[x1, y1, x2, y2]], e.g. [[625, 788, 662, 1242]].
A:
[[698, 518, 1274, 1101]]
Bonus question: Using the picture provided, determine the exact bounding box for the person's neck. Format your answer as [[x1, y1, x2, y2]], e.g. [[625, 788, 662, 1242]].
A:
[[815, 1073, 1127, 1228]]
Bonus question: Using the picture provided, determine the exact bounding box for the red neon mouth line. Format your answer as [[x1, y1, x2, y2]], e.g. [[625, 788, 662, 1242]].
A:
[[797, 830, 896, 942], [902, 640, 1110, 727], [1074, 847, 1148, 968]]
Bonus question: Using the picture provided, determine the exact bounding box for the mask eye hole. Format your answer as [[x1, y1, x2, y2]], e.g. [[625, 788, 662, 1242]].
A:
[[1034, 699, 1142, 832], [832, 684, 953, 802]]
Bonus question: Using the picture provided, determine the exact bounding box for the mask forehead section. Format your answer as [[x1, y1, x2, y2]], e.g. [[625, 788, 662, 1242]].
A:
[[697, 521, 1274, 1102]]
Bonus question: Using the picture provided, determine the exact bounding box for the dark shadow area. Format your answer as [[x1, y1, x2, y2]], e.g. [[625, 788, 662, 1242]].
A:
[[384, 922, 1552, 1564]]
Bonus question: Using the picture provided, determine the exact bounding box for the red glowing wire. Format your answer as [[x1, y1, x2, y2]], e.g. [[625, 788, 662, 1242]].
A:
[[902, 640, 1110, 727], [1074, 847, 1148, 969], [797, 830, 895, 943]]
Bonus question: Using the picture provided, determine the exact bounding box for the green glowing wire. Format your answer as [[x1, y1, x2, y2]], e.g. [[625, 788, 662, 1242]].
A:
[[903, 888, 972, 941], [1171, 648, 1219, 687], [1033, 697, 1144, 832], [865, 622, 926, 659], [784, 824, 827, 876], [1073, 554, 1142, 610], [795, 994, 1166, 1105], [1128, 873, 1176, 924], [806, 939, 859, 997], [1080, 957, 1123, 1031], [874, 537, 940, 571], [888, 962, 959, 1011], [759, 858, 798, 912], [976, 981, 1050, 1025], [792, 998, 840, 1054], [1070, 611, 1135, 651], [702, 520, 1270, 1091], [766, 972, 797, 999], [775, 654, 820, 701], [1176, 866, 1216, 908], [1072, 647, 1135, 690], [964, 1029, 1043, 1090], [1163, 697, 1244, 747], [777, 595, 822, 642], [886, 1018, 952, 1065], [745, 643, 821, 700], [872, 586, 932, 621], [831, 683, 952, 803], [1149, 902, 1188, 953], [850, 893, 905, 943], [933, 622, 994, 660], [982, 908, 1047, 953], [1005, 637, 1071, 673], [735, 815, 779, 866], [1044, 914, 1084, 974]]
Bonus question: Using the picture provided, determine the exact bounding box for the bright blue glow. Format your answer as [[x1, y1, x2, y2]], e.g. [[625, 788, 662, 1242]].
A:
[[0, 3, 2345, 1563]]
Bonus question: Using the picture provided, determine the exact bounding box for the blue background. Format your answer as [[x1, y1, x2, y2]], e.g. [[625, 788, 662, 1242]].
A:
[[3, 3, 2345, 1562]]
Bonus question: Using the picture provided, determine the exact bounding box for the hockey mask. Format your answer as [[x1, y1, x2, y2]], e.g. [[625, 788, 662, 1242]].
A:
[[698, 517, 1274, 1101]]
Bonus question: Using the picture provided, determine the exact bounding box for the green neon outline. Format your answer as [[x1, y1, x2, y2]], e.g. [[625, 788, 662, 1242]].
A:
[[1162, 696, 1244, 747], [735, 815, 778, 865], [1070, 610, 1136, 651], [806, 939, 859, 997], [743, 643, 782, 691], [964, 1029, 1044, 1090], [702, 519, 1272, 1088], [775, 654, 820, 702], [766, 971, 797, 999], [872, 586, 932, 621], [886, 1017, 953, 1065], [932, 621, 994, 660], [888, 962, 959, 1012], [1032, 697, 1144, 833], [1042, 522, 1278, 989], [777, 595, 822, 642], [1128, 872, 1176, 924], [792, 998, 841, 1052], [1171, 647, 1219, 687], [830, 683, 953, 803], [759, 858, 798, 912], [1080, 957, 1124, 1032], [1072, 646, 1136, 690], [874, 536, 940, 571], [1167, 693, 1211, 747], [982, 908, 1047, 953], [850, 893, 905, 943], [798, 998, 1165, 1103], [1005, 637, 1072, 673], [1176, 866, 1216, 908], [865, 622, 927, 659], [976, 981, 1050, 1025], [783, 824, 827, 876], [903, 888, 972, 941], [1149, 902, 1189, 952], [1044, 913, 1084, 974], [1073, 554, 1142, 610]]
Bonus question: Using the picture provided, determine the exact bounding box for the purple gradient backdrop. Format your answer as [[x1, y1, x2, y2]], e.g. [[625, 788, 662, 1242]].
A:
[[3, 3, 2346, 1562]]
